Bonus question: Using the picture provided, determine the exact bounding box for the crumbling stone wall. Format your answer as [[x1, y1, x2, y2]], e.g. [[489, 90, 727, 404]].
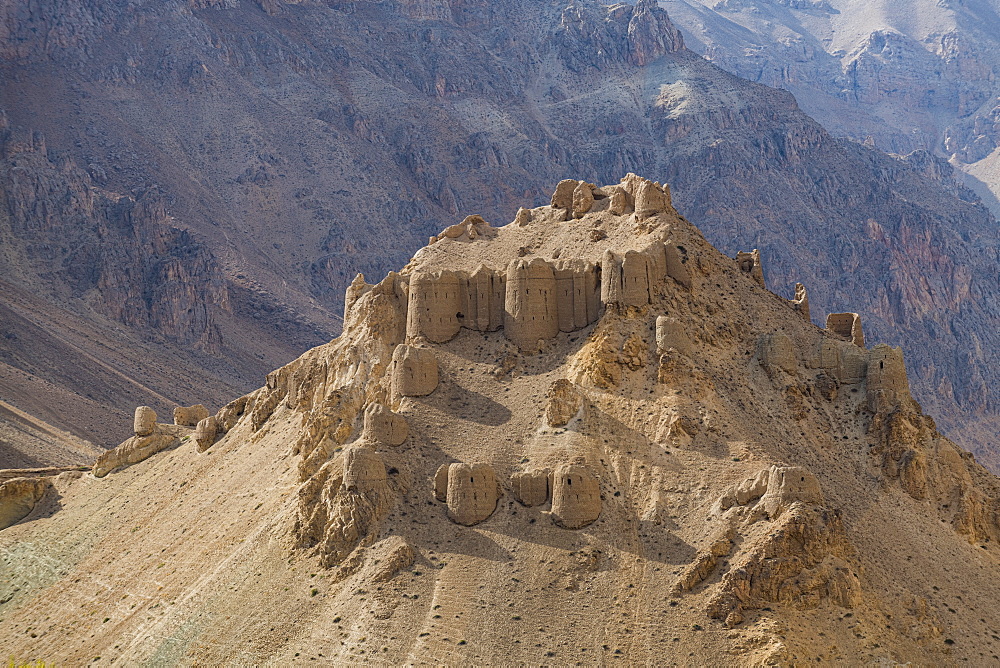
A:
[[361, 402, 409, 446], [174, 404, 209, 427], [656, 315, 692, 355], [553, 258, 600, 332], [664, 242, 691, 289], [826, 312, 865, 348], [342, 445, 389, 493], [504, 258, 560, 351], [391, 344, 439, 397], [620, 174, 671, 221], [443, 462, 501, 526], [811, 338, 867, 384], [464, 264, 505, 332], [866, 344, 914, 413], [622, 249, 651, 306], [551, 463, 602, 529], [511, 469, 550, 507], [736, 249, 765, 288], [601, 249, 624, 305], [792, 283, 810, 322], [134, 406, 157, 436], [407, 269, 463, 343]]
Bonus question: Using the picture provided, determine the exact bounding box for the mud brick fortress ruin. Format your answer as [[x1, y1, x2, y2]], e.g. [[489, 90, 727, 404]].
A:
[[87, 173, 918, 549]]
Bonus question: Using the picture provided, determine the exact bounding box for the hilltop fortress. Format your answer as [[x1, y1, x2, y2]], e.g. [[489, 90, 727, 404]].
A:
[[82, 173, 933, 540], [8, 173, 1000, 664]]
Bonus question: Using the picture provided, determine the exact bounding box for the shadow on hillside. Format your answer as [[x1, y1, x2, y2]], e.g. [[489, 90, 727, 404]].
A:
[[417, 370, 513, 427], [3, 482, 64, 532]]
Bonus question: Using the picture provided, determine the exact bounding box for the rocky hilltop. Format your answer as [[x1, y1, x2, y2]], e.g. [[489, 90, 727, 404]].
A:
[[0, 0, 998, 466], [2, 176, 999, 664]]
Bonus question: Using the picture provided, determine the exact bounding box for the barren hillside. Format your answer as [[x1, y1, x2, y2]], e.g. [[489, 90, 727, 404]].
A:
[[2, 176, 998, 665]]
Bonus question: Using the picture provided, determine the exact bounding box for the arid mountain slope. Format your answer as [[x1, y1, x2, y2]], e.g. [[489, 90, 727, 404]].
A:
[[0, 119, 331, 448], [0, 0, 997, 464], [1, 177, 999, 665], [0, 397, 100, 469]]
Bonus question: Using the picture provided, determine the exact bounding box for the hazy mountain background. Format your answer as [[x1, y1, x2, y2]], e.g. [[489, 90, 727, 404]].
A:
[[0, 0, 996, 467], [664, 0, 1000, 209]]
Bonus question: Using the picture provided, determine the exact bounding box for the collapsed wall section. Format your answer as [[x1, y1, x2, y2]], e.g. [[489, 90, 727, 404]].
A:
[[826, 313, 865, 348], [551, 464, 602, 529]]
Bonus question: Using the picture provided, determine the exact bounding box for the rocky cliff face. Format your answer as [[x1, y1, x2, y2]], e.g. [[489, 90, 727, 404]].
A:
[[0, 122, 226, 350], [0, 117, 324, 448], [0, 0, 997, 467]]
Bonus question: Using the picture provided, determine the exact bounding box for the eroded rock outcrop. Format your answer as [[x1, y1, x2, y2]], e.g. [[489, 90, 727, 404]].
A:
[[216, 394, 252, 433], [760, 466, 824, 520], [706, 505, 860, 626], [572, 181, 595, 218], [194, 416, 218, 452], [545, 379, 583, 427], [93, 406, 184, 477], [0, 477, 50, 530], [759, 333, 797, 377], [294, 444, 398, 568], [715, 469, 770, 514], [699, 465, 858, 625], [551, 179, 577, 212]]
